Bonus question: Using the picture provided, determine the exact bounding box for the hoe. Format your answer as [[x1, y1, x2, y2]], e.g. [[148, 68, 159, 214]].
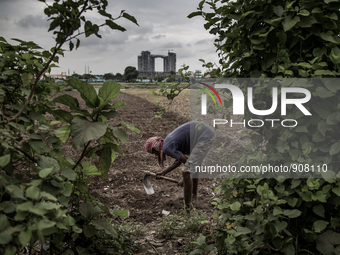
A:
[[142, 171, 179, 195]]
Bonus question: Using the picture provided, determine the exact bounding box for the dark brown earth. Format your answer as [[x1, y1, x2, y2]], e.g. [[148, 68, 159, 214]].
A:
[[87, 91, 217, 223], [56, 90, 223, 254]]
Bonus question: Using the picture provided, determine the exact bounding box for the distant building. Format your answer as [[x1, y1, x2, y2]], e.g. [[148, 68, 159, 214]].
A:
[[194, 70, 203, 79], [45, 72, 67, 80], [137, 50, 176, 79]]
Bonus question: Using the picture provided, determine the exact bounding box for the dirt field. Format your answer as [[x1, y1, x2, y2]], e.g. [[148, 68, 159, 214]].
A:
[[53, 87, 250, 254], [88, 91, 218, 222], [57, 90, 222, 254]]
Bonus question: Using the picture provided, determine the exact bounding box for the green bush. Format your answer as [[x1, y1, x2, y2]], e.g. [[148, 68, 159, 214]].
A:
[[188, 0, 340, 254], [0, 1, 139, 254]]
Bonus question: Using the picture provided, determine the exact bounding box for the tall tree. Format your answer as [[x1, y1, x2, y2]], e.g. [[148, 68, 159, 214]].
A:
[[123, 66, 139, 82], [103, 72, 115, 80], [115, 72, 123, 81]]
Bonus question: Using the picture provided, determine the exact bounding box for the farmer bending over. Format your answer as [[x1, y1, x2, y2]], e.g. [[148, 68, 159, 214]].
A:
[[145, 121, 215, 208]]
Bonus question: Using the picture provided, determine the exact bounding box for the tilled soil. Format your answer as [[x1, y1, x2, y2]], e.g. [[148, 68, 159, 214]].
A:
[[52, 89, 248, 254], [85, 91, 217, 223]]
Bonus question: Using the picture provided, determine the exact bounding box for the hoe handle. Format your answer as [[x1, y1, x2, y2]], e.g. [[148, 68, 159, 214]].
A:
[[145, 171, 179, 184]]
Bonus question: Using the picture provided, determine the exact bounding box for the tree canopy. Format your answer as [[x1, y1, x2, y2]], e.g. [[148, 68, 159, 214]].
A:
[[123, 66, 139, 82]]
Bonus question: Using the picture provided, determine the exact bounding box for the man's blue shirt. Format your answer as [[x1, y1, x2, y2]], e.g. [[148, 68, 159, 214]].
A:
[[163, 121, 215, 160]]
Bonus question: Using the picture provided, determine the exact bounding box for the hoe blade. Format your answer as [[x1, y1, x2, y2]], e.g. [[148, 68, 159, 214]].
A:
[[142, 173, 154, 195]]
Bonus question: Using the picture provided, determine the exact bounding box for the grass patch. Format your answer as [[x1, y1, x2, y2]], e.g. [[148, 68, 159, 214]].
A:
[[157, 208, 208, 239], [156, 208, 213, 254]]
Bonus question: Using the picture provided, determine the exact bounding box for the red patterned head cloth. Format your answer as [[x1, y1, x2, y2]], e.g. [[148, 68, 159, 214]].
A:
[[145, 136, 166, 168]]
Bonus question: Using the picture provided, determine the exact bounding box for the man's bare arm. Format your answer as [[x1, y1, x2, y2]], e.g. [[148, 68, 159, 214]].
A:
[[157, 154, 188, 176]]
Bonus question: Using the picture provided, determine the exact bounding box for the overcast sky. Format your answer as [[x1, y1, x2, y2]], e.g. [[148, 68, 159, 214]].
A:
[[0, 0, 219, 75]]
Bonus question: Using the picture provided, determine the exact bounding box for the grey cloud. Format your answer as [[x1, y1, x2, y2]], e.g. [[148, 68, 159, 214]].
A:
[[152, 34, 166, 39], [162, 42, 182, 48], [131, 35, 149, 42], [195, 39, 211, 45], [16, 15, 48, 28]]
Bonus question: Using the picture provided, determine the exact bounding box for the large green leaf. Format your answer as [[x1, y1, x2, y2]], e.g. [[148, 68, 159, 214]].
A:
[[0, 215, 8, 232], [90, 219, 117, 237], [122, 12, 139, 26], [55, 125, 71, 143], [316, 230, 340, 255], [111, 127, 128, 144], [0, 154, 10, 167], [98, 81, 121, 102], [61, 168, 77, 180], [282, 16, 300, 31], [99, 146, 112, 179], [313, 204, 325, 218], [320, 32, 337, 43], [274, 221, 288, 233], [70, 117, 107, 148], [6, 185, 26, 200], [37, 156, 59, 171], [313, 220, 329, 233], [93, 81, 121, 115], [105, 20, 126, 32], [330, 46, 340, 64], [79, 201, 94, 219], [26, 186, 40, 200], [0, 232, 12, 245], [53, 94, 80, 110], [81, 161, 101, 175], [83, 225, 97, 238], [0, 202, 16, 214], [106, 143, 123, 155], [101, 110, 120, 119], [67, 78, 99, 108], [329, 141, 340, 155], [53, 110, 73, 123], [29, 139, 44, 153], [37, 219, 56, 230], [230, 201, 241, 211], [112, 209, 129, 218], [19, 229, 32, 246], [39, 168, 54, 178], [283, 209, 301, 218], [16, 202, 33, 212], [62, 182, 73, 197]]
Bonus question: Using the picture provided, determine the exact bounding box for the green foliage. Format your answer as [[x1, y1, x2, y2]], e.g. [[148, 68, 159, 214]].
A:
[[123, 66, 139, 82], [190, 178, 340, 254], [157, 208, 208, 240], [0, 0, 139, 254], [151, 64, 191, 99], [189, 0, 340, 254], [103, 72, 115, 80], [150, 64, 191, 119], [189, 0, 340, 78]]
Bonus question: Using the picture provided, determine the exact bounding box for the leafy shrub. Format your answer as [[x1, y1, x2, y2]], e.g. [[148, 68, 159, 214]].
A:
[[0, 0, 139, 254], [188, 0, 340, 254]]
